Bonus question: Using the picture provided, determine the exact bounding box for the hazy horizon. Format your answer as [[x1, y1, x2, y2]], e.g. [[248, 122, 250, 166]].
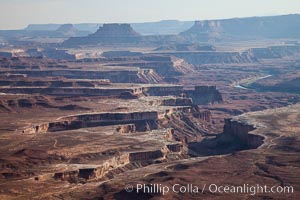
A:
[[1, 0, 300, 30]]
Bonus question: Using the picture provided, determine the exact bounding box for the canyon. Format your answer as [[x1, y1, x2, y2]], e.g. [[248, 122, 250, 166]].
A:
[[0, 14, 300, 200]]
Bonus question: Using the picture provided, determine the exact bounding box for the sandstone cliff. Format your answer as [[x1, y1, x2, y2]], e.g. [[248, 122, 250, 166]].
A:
[[223, 118, 264, 149], [185, 86, 223, 105]]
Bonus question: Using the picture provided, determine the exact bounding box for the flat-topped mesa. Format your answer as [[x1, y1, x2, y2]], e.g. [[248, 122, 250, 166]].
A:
[[0, 84, 222, 101], [22, 111, 159, 134], [63, 23, 142, 46], [92, 24, 141, 38]]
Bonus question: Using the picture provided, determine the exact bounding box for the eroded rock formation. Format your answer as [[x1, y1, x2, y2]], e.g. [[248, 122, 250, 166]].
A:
[[185, 86, 223, 104], [53, 144, 183, 183], [112, 55, 195, 77], [223, 118, 264, 149], [180, 20, 224, 41], [115, 124, 136, 134], [23, 111, 159, 134], [157, 97, 193, 106]]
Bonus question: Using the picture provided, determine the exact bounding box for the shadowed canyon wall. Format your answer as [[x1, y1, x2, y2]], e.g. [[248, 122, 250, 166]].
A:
[[223, 118, 264, 149]]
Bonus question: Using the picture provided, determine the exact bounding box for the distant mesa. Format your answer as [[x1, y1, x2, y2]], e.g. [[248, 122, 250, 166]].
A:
[[61, 14, 300, 46], [0, 23, 89, 39], [56, 24, 76, 32], [54, 24, 90, 37], [1, 14, 300, 43], [181, 20, 223, 34], [91, 23, 141, 38], [63, 23, 142, 46], [55, 24, 78, 37], [180, 20, 227, 41], [25, 23, 101, 33], [181, 14, 300, 40]]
